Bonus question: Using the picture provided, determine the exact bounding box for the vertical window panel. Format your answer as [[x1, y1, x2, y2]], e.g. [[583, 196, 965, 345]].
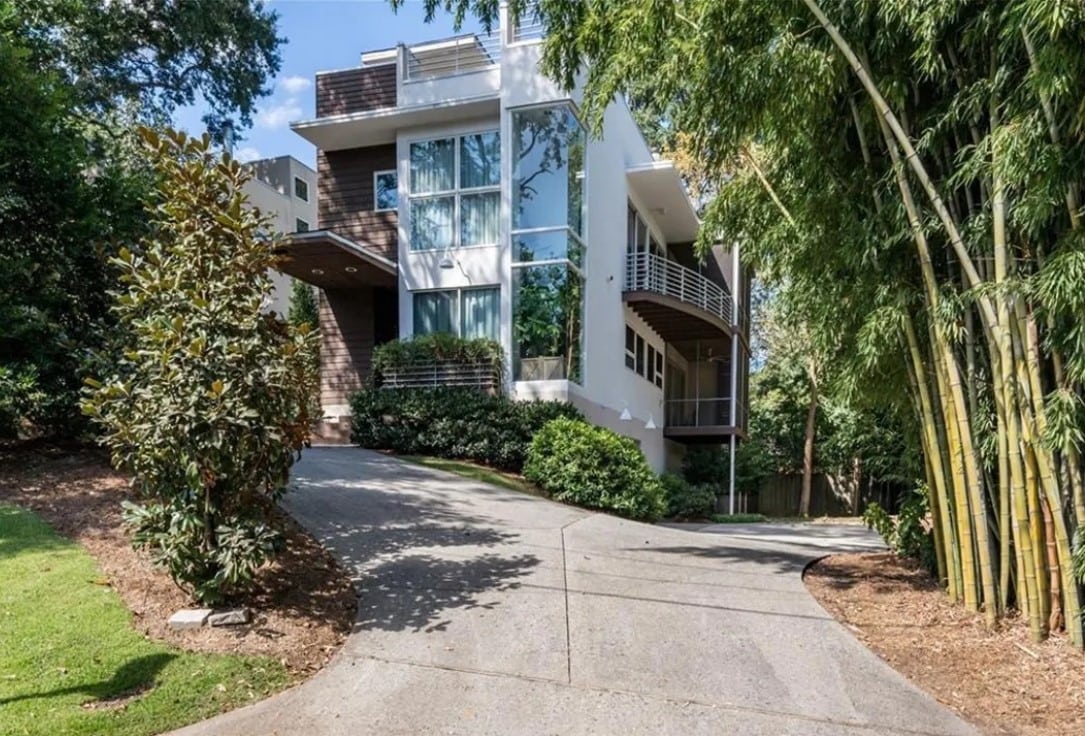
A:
[[410, 138, 455, 193], [409, 196, 455, 251], [460, 287, 500, 340], [413, 291, 455, 335], [460, 191, 500, 246], [460, 132, 501, 188]]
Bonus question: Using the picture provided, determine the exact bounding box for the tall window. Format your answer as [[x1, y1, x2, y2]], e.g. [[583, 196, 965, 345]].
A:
[[511, 104, 585, 383], [374, 170, 398, 211], [294, 176, 309, 202], [408, 131, 500, 251], [627, 204, 665, 258], [413, 287, 500, 340], [625, 323, 664, 391]]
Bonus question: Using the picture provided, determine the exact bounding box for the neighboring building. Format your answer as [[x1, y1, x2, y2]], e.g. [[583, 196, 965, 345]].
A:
[[278, 3, 750, 486], [242, 155, 318, 316]]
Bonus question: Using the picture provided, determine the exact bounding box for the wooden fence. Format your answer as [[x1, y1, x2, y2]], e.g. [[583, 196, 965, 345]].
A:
[[751, 473, 910, 517]]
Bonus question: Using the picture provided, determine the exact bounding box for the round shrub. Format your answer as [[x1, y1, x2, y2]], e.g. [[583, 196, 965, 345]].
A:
[[523, 417, 666, 521], [660, 472, 718, 519]]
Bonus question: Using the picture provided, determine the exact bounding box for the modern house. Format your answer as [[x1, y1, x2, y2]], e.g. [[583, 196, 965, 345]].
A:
[[278, 3, 750, 484], [242, 155, 318, 315]]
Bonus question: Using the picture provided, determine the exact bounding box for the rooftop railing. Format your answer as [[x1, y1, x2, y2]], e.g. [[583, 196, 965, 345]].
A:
[[624, 251, 733, 325], [402, 32, 502, 81]]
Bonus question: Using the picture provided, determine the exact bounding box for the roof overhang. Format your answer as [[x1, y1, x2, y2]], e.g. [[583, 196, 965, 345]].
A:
[[291, 94, 501, 151], [626, 161, 701, 243], [274, 230, 397, 289]]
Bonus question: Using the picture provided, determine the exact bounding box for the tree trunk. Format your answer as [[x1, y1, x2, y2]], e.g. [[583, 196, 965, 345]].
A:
[[800, 361, 818, 517]]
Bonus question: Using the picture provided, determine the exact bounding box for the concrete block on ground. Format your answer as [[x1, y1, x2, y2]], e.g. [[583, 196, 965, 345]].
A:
[[208, 608, 251, 627], [168, 608, 212, 630]]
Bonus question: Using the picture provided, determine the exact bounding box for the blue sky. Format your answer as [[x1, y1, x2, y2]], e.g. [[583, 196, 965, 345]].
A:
[[173, 0, 482, 169]]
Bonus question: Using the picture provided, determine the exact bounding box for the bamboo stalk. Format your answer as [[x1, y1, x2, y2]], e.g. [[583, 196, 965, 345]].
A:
[[904, 314, 960, 599]]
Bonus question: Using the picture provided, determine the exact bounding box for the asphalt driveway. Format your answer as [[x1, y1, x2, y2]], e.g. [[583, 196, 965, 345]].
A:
[[172, 448, 975, 736]]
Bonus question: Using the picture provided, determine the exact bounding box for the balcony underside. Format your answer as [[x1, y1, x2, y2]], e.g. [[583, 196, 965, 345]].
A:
[[664, 424, 744, 443], [274, 230, 397, 289], [624, 292, 733, 342]]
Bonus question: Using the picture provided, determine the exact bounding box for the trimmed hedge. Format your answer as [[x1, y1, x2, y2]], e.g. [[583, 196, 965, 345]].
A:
[[660, 473, 718, 519], [523, 417, 666, 521], [350, 387, 580, 472]]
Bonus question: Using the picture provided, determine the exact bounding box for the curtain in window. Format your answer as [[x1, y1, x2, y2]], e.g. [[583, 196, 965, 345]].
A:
[[460, 192, 500, 246], [460, 132, 500, 188], [460, 288, 499, 340], [410, 196, 454, 251], [410, 138, 454, 193], [413, 291, 454, 335]]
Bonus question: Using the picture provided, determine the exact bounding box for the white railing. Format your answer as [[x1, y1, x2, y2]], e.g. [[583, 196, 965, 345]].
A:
[[403, 32, 502, 81], [625, 252, 733, 324], [379, 362, 500, 391], [512, 2, 546, 42]]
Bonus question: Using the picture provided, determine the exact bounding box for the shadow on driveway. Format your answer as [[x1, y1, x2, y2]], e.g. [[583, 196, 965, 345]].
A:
[[287, 455, 544, 635]]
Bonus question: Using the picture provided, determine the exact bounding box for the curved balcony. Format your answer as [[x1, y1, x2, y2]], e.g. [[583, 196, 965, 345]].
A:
[[623, 252, 734, 341]]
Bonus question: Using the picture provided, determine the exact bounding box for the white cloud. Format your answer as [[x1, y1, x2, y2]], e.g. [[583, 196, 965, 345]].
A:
[[234, 146, 263, 163], [279, 75, 311, 95], [255, 98, 302, 129]]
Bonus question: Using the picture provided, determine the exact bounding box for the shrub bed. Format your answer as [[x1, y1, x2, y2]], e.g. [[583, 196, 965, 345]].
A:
[[523, 417, 666, 521], [350, 387, 580, 472], [660, 472, 718, 519], [373, 334, 505, 380]]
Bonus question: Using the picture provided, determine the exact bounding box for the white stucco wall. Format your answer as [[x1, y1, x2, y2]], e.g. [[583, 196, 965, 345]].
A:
[[391, 19, 685, 472], [242, 157, 317, 317]]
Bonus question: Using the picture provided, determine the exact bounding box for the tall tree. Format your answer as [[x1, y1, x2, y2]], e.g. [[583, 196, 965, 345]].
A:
[[0, 1, 282, 437]]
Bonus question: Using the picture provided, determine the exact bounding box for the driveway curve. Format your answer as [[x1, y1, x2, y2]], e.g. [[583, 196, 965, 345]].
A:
[[172, 448, 975, 736]]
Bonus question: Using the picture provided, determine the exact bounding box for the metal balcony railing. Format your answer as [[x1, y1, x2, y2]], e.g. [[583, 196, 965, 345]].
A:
[[624, 252, 733, 325], [379, 362, 500, 391], [665, 398, 734, 428], [512, 2, 546, 41], [403, 32, 502, 81]]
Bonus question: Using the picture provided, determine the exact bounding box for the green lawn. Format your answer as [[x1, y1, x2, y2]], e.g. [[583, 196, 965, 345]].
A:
[[0, 504, 290, 736], [399, 455, 545, 497]]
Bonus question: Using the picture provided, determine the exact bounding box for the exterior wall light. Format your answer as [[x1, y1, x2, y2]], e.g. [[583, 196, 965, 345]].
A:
[[644, 413, 657, 430]]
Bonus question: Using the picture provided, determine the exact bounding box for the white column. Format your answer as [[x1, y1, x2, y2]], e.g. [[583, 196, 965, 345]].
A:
[[728, 242, 741, 515]]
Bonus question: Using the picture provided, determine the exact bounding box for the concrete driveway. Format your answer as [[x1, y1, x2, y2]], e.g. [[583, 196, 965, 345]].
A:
[[172, 448, 975, 736]]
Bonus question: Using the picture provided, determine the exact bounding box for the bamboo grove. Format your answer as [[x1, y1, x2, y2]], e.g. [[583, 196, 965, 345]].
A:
[[472, 0, 1085, 644]]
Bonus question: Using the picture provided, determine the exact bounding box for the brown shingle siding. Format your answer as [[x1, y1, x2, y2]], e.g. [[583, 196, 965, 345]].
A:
[[319, 288, 375, 409], [316, 65, 396, 117], [317, 145, 398, 262]]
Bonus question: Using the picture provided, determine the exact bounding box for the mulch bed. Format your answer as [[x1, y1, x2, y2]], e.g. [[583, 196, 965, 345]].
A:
[[0, 445, 357, 678], [805, 552, 1085, 736]]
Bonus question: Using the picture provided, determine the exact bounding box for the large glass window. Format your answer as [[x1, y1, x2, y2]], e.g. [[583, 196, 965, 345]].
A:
[[512, 106, 584, 235], [512, 264, 582, 382], [413, 287, 500, 340], [408, 131, 500, 251], [511, 104, 586, 383]]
